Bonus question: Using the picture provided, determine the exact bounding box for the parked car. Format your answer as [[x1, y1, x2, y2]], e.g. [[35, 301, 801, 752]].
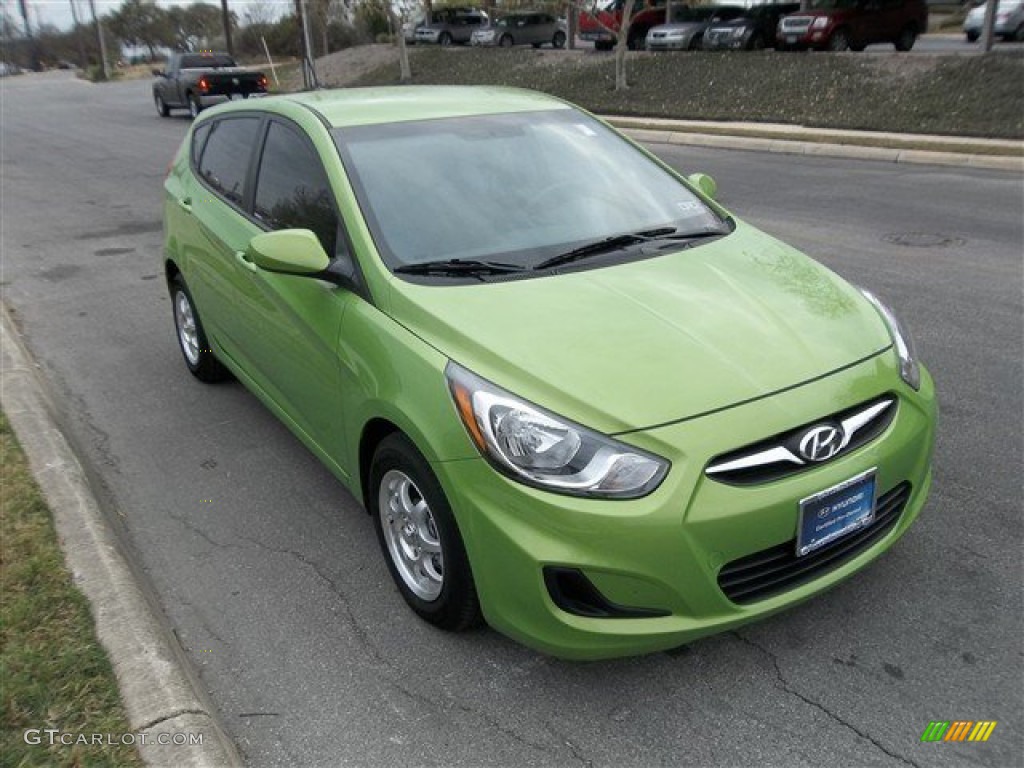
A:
[[162, 86, 936, 660], [777, 0, 928, 51], [579, 0, 670, 50], [703, 2, 801, 49], [471, 12, 568, 48], [152, 51, 267, 119], [963, 0, 1024, 41], [415, 7, 489, 45], [645, 5, 746, 51], [402, 15, 423, 44]]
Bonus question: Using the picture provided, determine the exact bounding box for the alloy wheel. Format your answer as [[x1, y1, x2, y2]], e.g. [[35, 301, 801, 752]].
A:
[[173, 290, 200, 366], [378, 469, 444, 601]]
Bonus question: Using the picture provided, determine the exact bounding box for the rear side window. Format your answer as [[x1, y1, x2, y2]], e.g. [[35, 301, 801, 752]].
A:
[[190, 123, 211, 166], [253, 121, 339, 256], [197, 117, 261, 206]]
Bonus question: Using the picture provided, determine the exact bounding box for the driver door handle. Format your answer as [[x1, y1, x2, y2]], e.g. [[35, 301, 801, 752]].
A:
[[235, 250, 258, 273]]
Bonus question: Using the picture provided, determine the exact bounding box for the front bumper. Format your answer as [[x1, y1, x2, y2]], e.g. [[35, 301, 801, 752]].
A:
[[436, 354, 936, 660], [778, 29, 830, 48], [646, 36, 692, 50]]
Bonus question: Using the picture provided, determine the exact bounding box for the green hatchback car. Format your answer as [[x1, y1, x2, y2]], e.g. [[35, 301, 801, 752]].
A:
[[162, 87, 936, 660]]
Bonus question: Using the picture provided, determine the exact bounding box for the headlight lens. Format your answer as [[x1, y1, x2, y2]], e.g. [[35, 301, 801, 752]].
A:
[[811, 16, 829, 29], [447, 362, 669, 498], [732, 26, 747, 38], [860, 289, 921, 390]]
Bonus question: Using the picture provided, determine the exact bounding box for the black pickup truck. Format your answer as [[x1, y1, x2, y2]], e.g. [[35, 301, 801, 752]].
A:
[[152, 52, 267, 119]]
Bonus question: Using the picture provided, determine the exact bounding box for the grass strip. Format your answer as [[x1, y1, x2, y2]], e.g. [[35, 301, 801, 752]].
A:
[[1, 411, 142, 768], [350, 47, 1024, 139]]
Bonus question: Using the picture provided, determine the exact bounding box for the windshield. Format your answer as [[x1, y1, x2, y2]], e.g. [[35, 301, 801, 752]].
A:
[[808, 0, 861, 9], [333, 109, 725, 273]]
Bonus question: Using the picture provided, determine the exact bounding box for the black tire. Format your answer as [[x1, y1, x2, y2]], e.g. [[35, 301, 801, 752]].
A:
[[747, 33, 765, 50], [154, 92, 170, 117], [965, 30, 979, 42], [827, 28, 850, 51], [500, 34, 514, 48], [170, 274, 230, 383], [627, 31, 644, 50], [1011, 23, 1024, 41], [369, 433, 482, 632], [850, 42, 866, 51], [187, 92, 202, 119], [439, 31, 453, 46], [595, 40, 614, 51], [531, 41, 542, 49], [894, 25, 916, 51], [688, 33, 703, 51], [552, 30, 566, 48]]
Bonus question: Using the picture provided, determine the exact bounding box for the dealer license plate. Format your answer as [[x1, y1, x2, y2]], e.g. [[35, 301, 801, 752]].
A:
[[796, 469, 876, 557]]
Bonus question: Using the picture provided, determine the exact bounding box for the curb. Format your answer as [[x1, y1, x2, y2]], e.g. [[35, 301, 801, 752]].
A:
[[0, 305, 241, 768], [607, 124, 1024, 172]]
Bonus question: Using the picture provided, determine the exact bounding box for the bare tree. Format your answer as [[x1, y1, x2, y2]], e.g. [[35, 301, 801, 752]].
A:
[[573, 0, 637, 90]]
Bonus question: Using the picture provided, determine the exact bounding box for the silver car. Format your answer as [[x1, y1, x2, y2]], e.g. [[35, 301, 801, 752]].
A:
[[963, 0, 1024, 41], [645, 5, 746, 50], [471, 12, 568, 48], [416, 7, 489, 45]]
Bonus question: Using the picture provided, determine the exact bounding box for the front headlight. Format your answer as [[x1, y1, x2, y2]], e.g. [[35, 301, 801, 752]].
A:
[[732, 26, 747, 38], [860, 289, 921, 390], [811, 16, 829, 29], [447, 362, 669, 498]]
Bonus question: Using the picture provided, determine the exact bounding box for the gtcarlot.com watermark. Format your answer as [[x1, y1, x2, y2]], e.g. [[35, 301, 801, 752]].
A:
[[24, 728, 203, 747]]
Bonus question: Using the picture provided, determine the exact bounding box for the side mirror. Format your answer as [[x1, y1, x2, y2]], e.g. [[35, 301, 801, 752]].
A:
[[688, 172, 717, 200], [247, 230, 330, 276]]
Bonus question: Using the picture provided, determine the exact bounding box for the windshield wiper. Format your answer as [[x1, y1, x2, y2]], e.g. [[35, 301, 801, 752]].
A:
[[394, 258, 528, 278], [534, 226, 728, 271]]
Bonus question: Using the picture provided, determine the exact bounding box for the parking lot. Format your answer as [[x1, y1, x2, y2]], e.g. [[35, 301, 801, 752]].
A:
[[1, 71, 1021, 767]]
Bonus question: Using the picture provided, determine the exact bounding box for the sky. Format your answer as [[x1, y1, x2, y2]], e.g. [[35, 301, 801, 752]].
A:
[[6, 0, 295, 34]]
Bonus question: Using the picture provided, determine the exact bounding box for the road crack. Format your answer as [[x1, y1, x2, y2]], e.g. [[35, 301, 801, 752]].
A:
[[732, 632, 922, 768]]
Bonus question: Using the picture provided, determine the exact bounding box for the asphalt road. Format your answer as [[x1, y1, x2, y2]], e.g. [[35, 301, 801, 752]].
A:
[[2, 72, 1021, 768]]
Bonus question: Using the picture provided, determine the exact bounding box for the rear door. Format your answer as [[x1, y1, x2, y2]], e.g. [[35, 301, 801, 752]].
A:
[[188, 115, 264, 366]]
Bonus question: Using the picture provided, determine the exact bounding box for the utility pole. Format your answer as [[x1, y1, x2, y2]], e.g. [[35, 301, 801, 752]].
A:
[[294, 0, 317, 89], [220, 0, 233, 56], [17, 0, 39, 70], [979, 0, 997, 52], [86, 0, 108, 79], [69, 0, 88, 70]]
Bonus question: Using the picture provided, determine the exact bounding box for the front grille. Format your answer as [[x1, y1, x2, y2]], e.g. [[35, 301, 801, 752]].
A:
[[781, 16, 812, 32], [717, 482, 911, 605], [705, 396, 897, 486]]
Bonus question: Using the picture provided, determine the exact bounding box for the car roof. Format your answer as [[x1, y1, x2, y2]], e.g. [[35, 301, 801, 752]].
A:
[[273, 86, 571, 128]]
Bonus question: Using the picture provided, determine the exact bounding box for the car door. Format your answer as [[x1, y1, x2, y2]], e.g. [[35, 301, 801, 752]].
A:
[[233, 118, 357, 455], [188, 115, 265, 369]]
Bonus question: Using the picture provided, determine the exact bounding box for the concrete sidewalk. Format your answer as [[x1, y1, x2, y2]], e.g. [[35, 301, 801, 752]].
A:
[[1, 306, 241, 768], [603, 115, 1024, 172]]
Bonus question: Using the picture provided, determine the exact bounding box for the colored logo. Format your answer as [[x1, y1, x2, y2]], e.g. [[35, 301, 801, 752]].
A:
[[920, 721, 997, 743]]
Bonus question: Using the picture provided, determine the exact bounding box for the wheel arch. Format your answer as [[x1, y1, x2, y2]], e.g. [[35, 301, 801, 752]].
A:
[[359, 417, 402, 511]]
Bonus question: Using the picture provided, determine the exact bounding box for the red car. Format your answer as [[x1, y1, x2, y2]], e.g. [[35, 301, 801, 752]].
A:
[[579, 0, 671, 50], [777, 0, 927, 51]]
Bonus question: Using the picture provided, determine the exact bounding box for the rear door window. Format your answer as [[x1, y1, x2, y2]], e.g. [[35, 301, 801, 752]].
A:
[[197, 117, 261, 207], [253, 120, 339, 256]]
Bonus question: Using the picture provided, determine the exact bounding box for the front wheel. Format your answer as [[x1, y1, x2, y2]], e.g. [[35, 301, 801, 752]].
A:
[[154, 92, 170, 117], [827, 28, 850, 51], [552, 30, 566, 48], [894, 25, 917, 51], [747, 33, 765, 50], [369, 434, 481, 631], [965, 30, 979, 42], [439, 31, 453, 46], [499, 34, 514, 48], [170, 275, 230, 382]]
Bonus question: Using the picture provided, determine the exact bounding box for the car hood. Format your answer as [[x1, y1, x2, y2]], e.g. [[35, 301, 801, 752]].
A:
[[710, 18, 755, 29], [386, 222, 892, 434]]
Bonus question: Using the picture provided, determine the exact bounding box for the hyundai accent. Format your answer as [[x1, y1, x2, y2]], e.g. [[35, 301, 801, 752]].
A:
[[161, 87, 936, 659]]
